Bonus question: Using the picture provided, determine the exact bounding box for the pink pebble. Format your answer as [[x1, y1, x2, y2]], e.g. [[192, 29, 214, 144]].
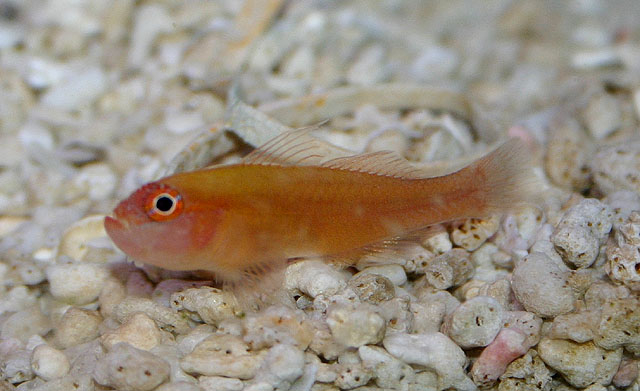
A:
[[613, 359, 638, 388], [470, 328, 528, 387]]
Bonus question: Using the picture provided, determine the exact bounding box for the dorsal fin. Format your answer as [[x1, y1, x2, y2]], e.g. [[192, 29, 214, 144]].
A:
[[321, 151, 425, 179], [241, 129, 426, 179], [241, 129, 349, 166]]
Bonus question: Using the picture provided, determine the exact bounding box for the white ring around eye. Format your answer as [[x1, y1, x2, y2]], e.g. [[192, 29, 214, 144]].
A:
[[152, 193, 177, 215]]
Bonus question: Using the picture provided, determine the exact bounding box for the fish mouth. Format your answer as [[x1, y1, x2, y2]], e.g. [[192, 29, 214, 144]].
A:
[[104, 214, 129, 233]]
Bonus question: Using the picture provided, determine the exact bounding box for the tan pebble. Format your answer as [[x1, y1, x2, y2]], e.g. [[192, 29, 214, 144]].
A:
[[326, 304, 385, 348], [54, 307, 102, 349], [538, 338, 622, 388], [101, 313, 163, 351], [55, 215, 109, 262], [170, 286, 237, 326], [114, 297, 192, 334], [180, 334, 265, 379], [451, 216, 499, 251]]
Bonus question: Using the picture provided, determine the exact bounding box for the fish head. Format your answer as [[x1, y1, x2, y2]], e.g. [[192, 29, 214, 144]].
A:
[[104, 180, 221, 270]]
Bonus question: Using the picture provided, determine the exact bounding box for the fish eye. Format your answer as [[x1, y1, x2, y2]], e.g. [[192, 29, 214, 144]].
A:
[[146, 189, 183, 221]]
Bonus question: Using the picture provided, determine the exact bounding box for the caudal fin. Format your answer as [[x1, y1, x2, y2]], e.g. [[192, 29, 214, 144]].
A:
[[459, 139, 540, 216]]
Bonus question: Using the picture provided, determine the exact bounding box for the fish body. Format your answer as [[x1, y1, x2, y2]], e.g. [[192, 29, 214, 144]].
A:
[[105, 130, 532, 289]]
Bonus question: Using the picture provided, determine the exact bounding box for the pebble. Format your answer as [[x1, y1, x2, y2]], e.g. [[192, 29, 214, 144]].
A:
[[451, 216, 500, 251], [606, 211, 640, 291], [30, 374, 94, 391], [501, 311, 542, 348], [243, 306, 313, 350], [592, 140, 640, 196], [584, 281, 630, 310], [422, 228, 452, 255], [544, 117, 593, 192], [581, 93, 622, 140], [199, 376, 243, 391], [326, 304, 386, 348], [128, 4, 173, 67], [358, 345, 414, 389], [255, 344, 305, 389], [383, 332, 475, 391], [181, 334, 265, 379], [499, 349, 553, 391], [72, 163, 117, 201], [423, 248, 474, 290], [1, 347, 34, 384], [537, 337, 622, 388], [347, 273, 395, 304], [1, 306, 50, 343], [101, 312, 164, 351], [30, 344, 69, 381], [548, 310, 599, 343], [40, 67, 108, 111], [285, 260, 347, 299], [46, 263, 108, 305], [595, 297, 640, 354], [511, 252, 575, 318], [114, 297, 192, 334], [334, 363, 372, 389], [170, 286, 236, 326], [96, 342, 170, 391], [352, 264, 407, 286], [442, 296, 504, 349], [612, 359, 639, 389], [54, 307, 102, 349], [551, 198, 613, 268], [470, 328, 528, 387], [409, 300, 446, 334], [158, 381, 205, 391]]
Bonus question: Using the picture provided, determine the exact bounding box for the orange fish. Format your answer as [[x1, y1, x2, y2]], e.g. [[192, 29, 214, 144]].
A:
[[105, 130, 533, 294]]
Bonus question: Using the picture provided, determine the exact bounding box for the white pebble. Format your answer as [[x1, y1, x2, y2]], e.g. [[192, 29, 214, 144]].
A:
[[256, 344, 305, 388], [358, 345, 414, 389], [128, 5, 173, 67], [383, 332, 475, 391], [581, 93, 622, 140], [31, 344, 70, 381], [181, 334, 265, 379], [410, 301, 446, 334], [98, 342, 170, 391], [1, 306, 51, 343], [353, 264, 407, 286], [1, 348, 34, 383], [40, 67, 108, 111], [326, 304, 386, 348], [511, 252, 575, 318], [551, 198, 613, 268], [442, 296, 504, 348], [73, 163, 117, 201], [285, 260, 347, 298], [158, 381, 204, 391], [164, 108, 205, 135], [46, 263, 108, 305], [114, 297, 192, 334]]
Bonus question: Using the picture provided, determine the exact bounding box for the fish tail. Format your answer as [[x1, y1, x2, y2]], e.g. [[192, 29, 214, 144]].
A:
[[457, 139, 539, 216]]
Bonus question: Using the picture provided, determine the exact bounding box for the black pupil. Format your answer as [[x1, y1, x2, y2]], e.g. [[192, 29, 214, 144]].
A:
[[155, 195, 174, 212]]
